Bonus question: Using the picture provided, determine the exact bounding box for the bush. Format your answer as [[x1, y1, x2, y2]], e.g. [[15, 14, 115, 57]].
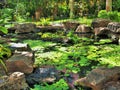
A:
[[108, 11, 119, 21], [98, 10, 120, 22], [98, 10, 109, 19]]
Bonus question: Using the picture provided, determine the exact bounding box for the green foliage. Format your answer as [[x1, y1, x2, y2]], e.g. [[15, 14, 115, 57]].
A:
[[31, 79, 69, 90], [67, 31, 80, 44], [98, 10, 120, 21], [0, 26, 8, 34], [36, 18, 51, 26], [0, 44, 11, 73], [107, 11, 120, 21], [98, 10, 109, 19], [0, 8, 14, 23]]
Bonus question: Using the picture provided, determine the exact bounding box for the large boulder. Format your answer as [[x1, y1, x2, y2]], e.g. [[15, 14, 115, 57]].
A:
[[75, 67, 120, 90], [91, 19, 111, 28], [14, 23, 36, 34], [6, 51, 34, 74], [107, 22, 120, 33], [0, 72, 29, 90]]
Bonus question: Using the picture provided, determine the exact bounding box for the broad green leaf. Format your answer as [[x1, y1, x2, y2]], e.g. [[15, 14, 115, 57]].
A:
[[0, 26, 8, 34]]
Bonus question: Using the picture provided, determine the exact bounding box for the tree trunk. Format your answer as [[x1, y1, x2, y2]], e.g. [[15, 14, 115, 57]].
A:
[[106, 0, 112, 12], [69, 0, 74, 18]]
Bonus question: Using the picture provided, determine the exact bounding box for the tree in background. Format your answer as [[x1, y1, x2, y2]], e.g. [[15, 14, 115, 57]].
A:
[[106, 0, 112, 12], [69, 0, 74, 18]]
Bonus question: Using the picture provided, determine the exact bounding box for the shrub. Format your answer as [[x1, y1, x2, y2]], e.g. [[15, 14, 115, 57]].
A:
[[98, 10, 109, 19], [108, 11, 119, 21], [98, 10, 120, 22]]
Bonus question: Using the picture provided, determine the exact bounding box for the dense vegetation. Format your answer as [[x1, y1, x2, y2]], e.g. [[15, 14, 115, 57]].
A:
[[0, 0, 120, 90]]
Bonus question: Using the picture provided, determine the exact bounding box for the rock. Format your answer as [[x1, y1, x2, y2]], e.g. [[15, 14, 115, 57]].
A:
[[63, 21, 80, 33], [7, 27, 16, 33], [0, 72, 29, 90], [74, 24, 93, 38], [36, 24, 64, 33], [26, 66, 58, 86], [14, 23, 36, 34], [9, 42, 32, 52], [65, 73, 79, 90], [75, 67, 120, 90], [0, 65, 6, 77], [107, 22, 120, 33], [110, 33, 120, 44], [103, 81, 120, 90], [75, 24, 92, 33], [107, 22, 120, 44], [0, 37, 11, 44], [91, 19, 111, 28], [94, 27, 111, 36], [6, 51, 34, 74]]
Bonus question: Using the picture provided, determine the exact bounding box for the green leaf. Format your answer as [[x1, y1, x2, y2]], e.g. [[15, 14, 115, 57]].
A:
[[0, 59, 7, 72], [0, 26, 8, 34]]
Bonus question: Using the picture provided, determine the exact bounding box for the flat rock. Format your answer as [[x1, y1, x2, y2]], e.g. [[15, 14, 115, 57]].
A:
[[9, 42, 32, 52], [91, 19, 111, 28], [14, 23, 36, 34], [37, 24, 64, 32]]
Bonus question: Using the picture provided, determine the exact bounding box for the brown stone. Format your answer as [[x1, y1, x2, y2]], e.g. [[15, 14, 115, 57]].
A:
[[75, 67, 120, 90], [14, 23, 36, 33], [36, 24, 64, 33], [75, 24, 92, 33], [103, 81, 120, 90], [94, 27, 111, 36], [0, 72, 29, 90], [6, 51, 34, 74], [91, 19, 111, 28], [63, 21, 80, 31]]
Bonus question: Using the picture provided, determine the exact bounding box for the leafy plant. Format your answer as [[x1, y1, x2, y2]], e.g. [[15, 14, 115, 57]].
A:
[[0, 44, 11, 73], [31, 79, 69, 90], [98, 10, 109, 19], [0, 26, 8, 34], [36, 18, 51, 26], [98, 10, 120, 21]]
